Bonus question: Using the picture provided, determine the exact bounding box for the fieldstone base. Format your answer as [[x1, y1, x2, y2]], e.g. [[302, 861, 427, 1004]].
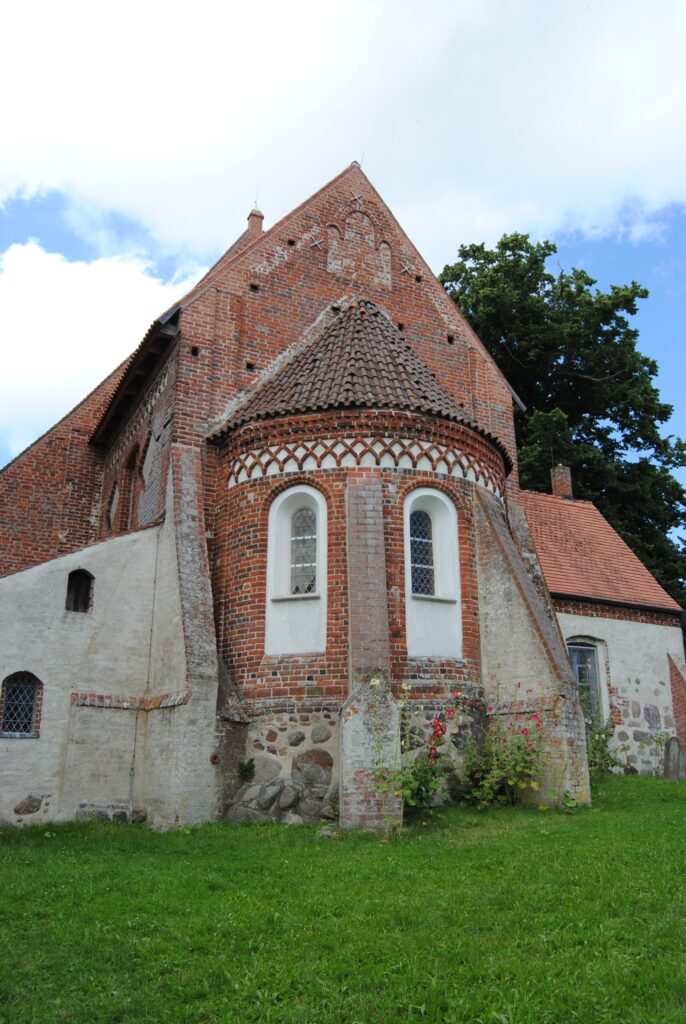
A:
[[226, 764, 338, 824]]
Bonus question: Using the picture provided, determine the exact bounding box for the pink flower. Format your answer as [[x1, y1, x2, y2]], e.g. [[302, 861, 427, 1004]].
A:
[[527, 743, 533, 750], [446, 709, 456, 718], [516, 682, 521, 689], [521, 727, 529, 737], [487, 705, 494, 713], [451, 690, 462, 698]]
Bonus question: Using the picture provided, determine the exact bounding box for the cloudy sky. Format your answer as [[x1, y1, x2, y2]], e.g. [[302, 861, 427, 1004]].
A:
[[1, 0, 685, 491]]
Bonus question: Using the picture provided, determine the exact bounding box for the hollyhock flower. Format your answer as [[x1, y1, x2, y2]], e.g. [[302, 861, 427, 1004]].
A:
[[521, 727, 529, 737], [527, 743, 533, 750], [446, 709, 456, 718], [487, 705, 494, 713], [451, 690, 462, 698]]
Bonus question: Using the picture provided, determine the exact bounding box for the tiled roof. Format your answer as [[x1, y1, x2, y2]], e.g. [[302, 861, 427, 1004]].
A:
[[518, 489, 682, 612], [216, 299, 485, 437]]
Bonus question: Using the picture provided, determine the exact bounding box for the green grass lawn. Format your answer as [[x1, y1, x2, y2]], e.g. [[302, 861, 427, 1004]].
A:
[[1, 776, 685, 1024]]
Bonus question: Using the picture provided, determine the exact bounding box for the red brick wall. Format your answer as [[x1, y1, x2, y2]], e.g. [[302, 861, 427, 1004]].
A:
[[175, 164, 518, 475], [668, 654, 686, 746], [553, 597, 681, 627], [0, 364, 125, 578], [98, 350, 177, 537], [211, 424, 484, 702]]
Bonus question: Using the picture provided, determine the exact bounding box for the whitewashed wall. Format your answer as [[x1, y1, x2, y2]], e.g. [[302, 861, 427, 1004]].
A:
[[557, 611, 685, 773], [0, 522, 187, 825]]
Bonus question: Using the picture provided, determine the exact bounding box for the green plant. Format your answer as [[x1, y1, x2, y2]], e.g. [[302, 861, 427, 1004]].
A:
[[238, 757, 255, 781], [586, 712, 621, 779], [458, 704, 544, 808]]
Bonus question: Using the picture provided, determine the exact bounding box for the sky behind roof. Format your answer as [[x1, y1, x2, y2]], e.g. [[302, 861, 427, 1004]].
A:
[[1, 0, 685, 498]]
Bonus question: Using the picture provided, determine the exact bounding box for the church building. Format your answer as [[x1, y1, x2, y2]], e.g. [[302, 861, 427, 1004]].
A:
[[0, 164, 682, 827]]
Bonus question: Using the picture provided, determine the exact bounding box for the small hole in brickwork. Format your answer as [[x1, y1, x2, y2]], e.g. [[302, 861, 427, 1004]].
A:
[[398, 323, 404, 332], [249, 282, 259, 293], [415, 274, 422, 283], [331, 304, 341, 314], [306, 675, 314, 682], [287, 238, 296, 247], [191, 346, 199, 356], [246, 361, 256, 372], [447, 334, 455, 345]]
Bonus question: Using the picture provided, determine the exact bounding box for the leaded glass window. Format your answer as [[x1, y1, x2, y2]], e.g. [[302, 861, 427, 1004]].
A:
[[410, 509, 434, 596], [568, 643, 600, 716], [1, 673, 39, 736], [290, 507, 317, 594]]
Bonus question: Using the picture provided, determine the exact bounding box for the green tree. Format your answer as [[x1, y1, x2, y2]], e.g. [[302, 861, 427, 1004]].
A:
[[440, 233, 686, 606]]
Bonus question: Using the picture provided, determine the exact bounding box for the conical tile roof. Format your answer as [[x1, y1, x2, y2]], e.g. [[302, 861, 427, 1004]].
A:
[[216, 299, 478, 435]]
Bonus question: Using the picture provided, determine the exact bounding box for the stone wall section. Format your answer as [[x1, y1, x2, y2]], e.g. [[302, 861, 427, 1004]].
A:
[[475, 490, 590, 802], [557, 610, 686, 773]]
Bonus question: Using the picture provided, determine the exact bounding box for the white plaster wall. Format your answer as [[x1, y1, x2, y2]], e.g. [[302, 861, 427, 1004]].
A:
[[0, 522, 186, 823], [557, 612, 685, 773]]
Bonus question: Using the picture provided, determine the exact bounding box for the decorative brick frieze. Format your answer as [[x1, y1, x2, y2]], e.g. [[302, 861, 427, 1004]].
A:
[[70, 689, 190, 711], [227, 434, 504, 496]]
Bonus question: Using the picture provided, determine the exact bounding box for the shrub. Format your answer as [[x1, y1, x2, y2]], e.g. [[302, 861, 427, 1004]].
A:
[[457, 703, 544, 808]]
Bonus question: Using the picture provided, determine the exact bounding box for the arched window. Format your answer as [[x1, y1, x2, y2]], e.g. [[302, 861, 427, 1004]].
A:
[[404, 489, 461, 659], [409, 509, 434, 596], [66, 569, 94, 613], [265, 485, 327, 655], [1, 672, 43, 737], [291, 508, 317, 595], [567, 641, 601, 716]]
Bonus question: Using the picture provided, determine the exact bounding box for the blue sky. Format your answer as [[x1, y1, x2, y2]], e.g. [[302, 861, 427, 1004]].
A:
[[1, 0, 685, 506]]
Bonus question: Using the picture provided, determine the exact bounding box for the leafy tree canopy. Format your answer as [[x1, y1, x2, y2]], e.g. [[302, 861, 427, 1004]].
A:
[[440, 233, 686, 605]]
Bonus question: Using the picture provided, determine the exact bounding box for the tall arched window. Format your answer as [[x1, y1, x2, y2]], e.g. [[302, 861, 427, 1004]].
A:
[[1, 672, 43, 737], [66, 569, 94, 612], [265, 485, 327, 655], [291, 508, 317, 594], [404, 489, 461, 659]]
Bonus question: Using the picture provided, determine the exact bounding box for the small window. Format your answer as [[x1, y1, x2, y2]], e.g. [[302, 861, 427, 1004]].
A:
[[409, 510, 434, 596], [290, 508, 317, 594], [66, 569, 93, 612], [1, 672, 42, 737], [568, 643, 601, 716]]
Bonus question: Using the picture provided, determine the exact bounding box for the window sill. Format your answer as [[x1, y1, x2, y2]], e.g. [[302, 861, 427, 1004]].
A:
[[411, 594, 458, 604], [271, 593, 320, 603], [0, 733, 39, 739]]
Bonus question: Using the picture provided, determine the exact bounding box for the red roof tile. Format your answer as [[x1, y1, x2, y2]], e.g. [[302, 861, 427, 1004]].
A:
[[213, 299, 502, 446], [518, 489, 682, 612]]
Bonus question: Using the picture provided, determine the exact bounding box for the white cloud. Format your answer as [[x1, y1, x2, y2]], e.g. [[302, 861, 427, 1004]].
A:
[[2, 0, 686, 464], [3, 0, 684, 263], [0, 242, 202, 459]]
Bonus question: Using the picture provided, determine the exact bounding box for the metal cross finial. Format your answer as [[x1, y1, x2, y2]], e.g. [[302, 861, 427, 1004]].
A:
[[310, 237, 323, 250], [350, 192, 363, 205], [401, 262, 414, 275]]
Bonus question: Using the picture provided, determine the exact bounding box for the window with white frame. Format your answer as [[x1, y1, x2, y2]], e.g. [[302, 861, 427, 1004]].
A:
[[404, 488, 461, 659], [265, 485, 327, 655]]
